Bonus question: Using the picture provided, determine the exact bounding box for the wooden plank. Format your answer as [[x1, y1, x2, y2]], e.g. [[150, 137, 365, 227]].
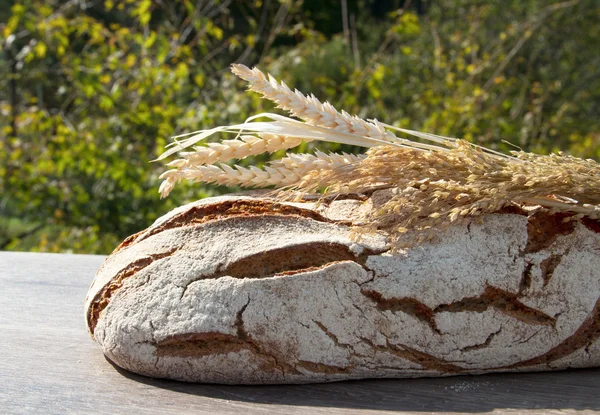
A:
[[0, 251, 599, 415]]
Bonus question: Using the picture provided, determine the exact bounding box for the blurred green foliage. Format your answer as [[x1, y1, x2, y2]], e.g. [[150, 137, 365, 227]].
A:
[[1, 0, 599, 254]]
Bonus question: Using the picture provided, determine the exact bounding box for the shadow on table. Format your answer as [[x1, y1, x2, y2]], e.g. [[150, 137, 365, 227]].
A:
[[107, 358, 600, 412]]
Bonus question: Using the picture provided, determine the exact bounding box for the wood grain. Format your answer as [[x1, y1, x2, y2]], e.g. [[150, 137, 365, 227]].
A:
[[1, 251, 599, 414]]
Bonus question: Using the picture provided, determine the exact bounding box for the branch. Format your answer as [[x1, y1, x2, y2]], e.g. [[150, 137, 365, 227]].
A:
[[0, 223, 44, 250]]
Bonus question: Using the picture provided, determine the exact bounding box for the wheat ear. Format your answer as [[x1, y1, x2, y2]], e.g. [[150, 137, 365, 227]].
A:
[[158, 151, 363, 196], [165, 133, 304, 169], [231, 64, 399, 143], [232, 65, 508, 155]]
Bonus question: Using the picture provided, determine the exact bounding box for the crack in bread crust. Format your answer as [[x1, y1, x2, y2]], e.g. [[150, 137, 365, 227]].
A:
[[358, 337, 462, 373], [525, 211, 575, 253], [178, 242, 387, 298], [154, 299, 299, 377], [540, 254, 562, 287], [504, 296, 600, 369], [213, 242, 380, 279], [114, 199, 336, 252], [295, 360, 353, 374], [362, 285, 556, 331], [155, 332, 250, 358], [386, 342, 464, 373], [87, 248, 178, 335], [434, 286, 556, 326], [361, 290, 440, 334], [518, 262, 534, 294], [582, 217, 600, 233], [461, 327, 503, 352]]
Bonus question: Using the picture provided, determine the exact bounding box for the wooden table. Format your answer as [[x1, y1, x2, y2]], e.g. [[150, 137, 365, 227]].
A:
[[1, 251, 599, 414]]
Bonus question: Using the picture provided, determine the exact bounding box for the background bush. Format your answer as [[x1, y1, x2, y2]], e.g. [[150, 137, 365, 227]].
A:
[[1, 0, 598, 253]]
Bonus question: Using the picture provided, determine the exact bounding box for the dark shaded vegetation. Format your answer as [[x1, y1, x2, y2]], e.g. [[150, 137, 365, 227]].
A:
[[1, 0, 598, 253]]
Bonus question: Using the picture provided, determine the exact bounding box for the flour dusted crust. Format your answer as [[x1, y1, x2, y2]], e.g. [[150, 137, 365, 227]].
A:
[[85, 192, 600, 384]]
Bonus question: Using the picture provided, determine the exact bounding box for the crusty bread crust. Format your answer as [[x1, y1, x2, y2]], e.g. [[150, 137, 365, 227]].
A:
[[85, 192, 600, 384]]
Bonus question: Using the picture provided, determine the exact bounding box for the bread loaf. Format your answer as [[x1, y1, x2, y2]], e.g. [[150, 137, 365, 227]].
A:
[[85, 192, 600, 384]]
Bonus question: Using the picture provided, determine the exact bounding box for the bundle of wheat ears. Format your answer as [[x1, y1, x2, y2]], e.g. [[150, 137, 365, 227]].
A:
[[157, 64, 600, 242]]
